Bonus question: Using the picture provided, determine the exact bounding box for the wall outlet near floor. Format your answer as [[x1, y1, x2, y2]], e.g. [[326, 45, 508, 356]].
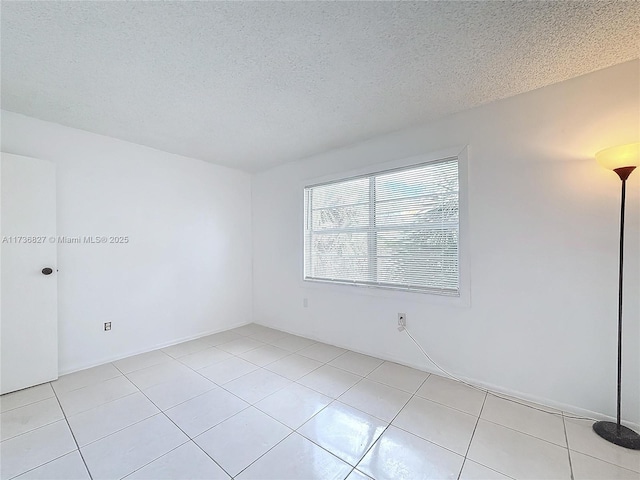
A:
[[398, 313, 406, 328], [104, 322, 111, 331], [303, 298, 308, 308]]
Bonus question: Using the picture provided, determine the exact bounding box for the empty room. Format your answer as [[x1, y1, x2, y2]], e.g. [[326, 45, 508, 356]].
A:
[[1, 1, 639, 479]]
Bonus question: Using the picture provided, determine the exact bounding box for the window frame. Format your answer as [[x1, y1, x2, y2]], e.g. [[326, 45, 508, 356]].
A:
[[299, 145, 470, 307]]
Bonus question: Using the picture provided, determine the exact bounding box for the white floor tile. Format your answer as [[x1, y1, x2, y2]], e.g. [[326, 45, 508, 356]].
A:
[[0, 420, 77, 480], [297, 343, 347, 363], [125, 441, 230, 479], [501, 394, 561, 414], [265, 354, 323, 380], [564, 418, 640, 473], [113, 350, 172, 374], [329, 351, 384, 376], [7, 326, 617, 480], [178, 347, 232, 370], [57, 376, 138, 416], [142, 371, 216, 410], [228, 324, 264, 336], [247, 329, 288, 344], [67, 392, 159, 446], [52, 364, 122, 394], [224, 369, 292, 404], [393, 395, 478, 455], [165, 388, 249, 438], [571, 450, 640, 480], [358, 425, 464, 480], [236, 432, 352, 480], [339, 378, 411, 422], [255, 383, 331, 429], [416, 374, 486, 416], [194, 407, 291, 476], [250, 324, 281, 335], [198, 357, 258, 385], [80, 414, 188, 479], [1, 384, 55, 413], [201, 331, 243, 346], [271, 335, 317, 352], [298, 402, 386, 466], [345, 469, 372, 480], [481, 394, 566, 446], [217, 337, 264, 355], [297, 365, 362, 398], [467, 419, 571, 480], [125, 360, 193, 390], [238, 345, 290, 367], [14, 451, 90, 480], [1, 397, 64, 441], [459, 459, 512, 479], [366, 361, 429, 393], [162, 338, 212, 359]]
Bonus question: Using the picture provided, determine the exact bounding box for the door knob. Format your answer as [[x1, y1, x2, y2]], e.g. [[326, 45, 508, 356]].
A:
[[41, 267, 53, 275]]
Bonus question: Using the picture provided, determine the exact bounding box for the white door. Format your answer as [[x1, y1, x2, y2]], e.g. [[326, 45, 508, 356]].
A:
[[1, 153, 58, 394]]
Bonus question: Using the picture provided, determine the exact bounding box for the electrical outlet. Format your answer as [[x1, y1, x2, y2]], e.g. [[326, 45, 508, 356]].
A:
[[104, 322, 111, 331], [398, 313, 406, 328], [303, 298, 308, 308]]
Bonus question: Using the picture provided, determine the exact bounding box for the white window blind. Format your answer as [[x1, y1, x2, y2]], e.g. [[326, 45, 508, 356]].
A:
[[304, 157, 459, 295]]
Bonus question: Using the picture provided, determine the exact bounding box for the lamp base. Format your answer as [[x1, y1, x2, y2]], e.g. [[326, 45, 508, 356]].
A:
[[593, 421, 640, 450]]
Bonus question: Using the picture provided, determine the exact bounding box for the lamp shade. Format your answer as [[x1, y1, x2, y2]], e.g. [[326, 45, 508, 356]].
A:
[[595, 142, 640, 171]]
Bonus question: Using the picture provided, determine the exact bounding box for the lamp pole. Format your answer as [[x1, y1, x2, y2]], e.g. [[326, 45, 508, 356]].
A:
[[592, 164, 640, 450]]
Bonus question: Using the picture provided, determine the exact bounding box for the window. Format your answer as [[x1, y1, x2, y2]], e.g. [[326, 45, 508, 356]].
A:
[[304, 157, 459, 295]]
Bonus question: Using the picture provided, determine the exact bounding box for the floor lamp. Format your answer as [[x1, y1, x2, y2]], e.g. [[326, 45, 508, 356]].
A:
[[593, 142, 640, 450]]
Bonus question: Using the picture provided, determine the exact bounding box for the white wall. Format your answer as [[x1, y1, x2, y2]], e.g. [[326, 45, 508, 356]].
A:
[[1, 111, 253, 374], [252, 60, 640, 423]]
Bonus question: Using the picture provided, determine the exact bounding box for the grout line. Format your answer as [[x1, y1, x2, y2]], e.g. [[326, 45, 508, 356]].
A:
[[331, 374, 431, 474], [288, 425, 368, 475], [67, 394, 160, 449], [458, 391, 488, 479], [467, 416, 570, 449], [231, 398, 373, 479], [85, 343, 579, 479], [347, 400, 405, 465], [0, 391, 57, 415], [464, 392, 487, 457], [121, 439, 193, 479], [458, 458, 518, 480], [0, 398, 66, 442], [5, 327, 311, 479], [231, 431, 296, 478], [563, 448, 640, 474], [200, 335, 345, 475], [409, 387, 484, 417], [34, 325, 630, 480], [110, 362, 235, 480], [311, 369, 532, 478], [114, 358, 174, 376], [345, 467, 357, 479], [562, 413, 575, 480], [267, 353, 326, 380], [123, 340, 324, 478], [51, 372, 124, 396], [50, 383, 94, 480], [6, 449, 83, 480], [170, 333, 370, 477], [64, 389, 140, 418], [78, 414, 160, 450]]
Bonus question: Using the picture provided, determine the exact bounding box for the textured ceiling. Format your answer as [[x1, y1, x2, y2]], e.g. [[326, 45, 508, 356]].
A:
[[2, 1, 639, 171]]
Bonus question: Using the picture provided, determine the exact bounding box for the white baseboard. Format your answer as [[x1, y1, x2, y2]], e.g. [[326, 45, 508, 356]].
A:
[[58, 320, 251, 376], [253, 321, 640, 431]]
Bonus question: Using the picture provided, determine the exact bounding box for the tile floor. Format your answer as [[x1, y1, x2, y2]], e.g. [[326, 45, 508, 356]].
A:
[[1, 323, 639, 479]]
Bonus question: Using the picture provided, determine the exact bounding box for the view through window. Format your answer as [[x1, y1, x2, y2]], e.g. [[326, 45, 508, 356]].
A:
[[304, 157, 459, 295]]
